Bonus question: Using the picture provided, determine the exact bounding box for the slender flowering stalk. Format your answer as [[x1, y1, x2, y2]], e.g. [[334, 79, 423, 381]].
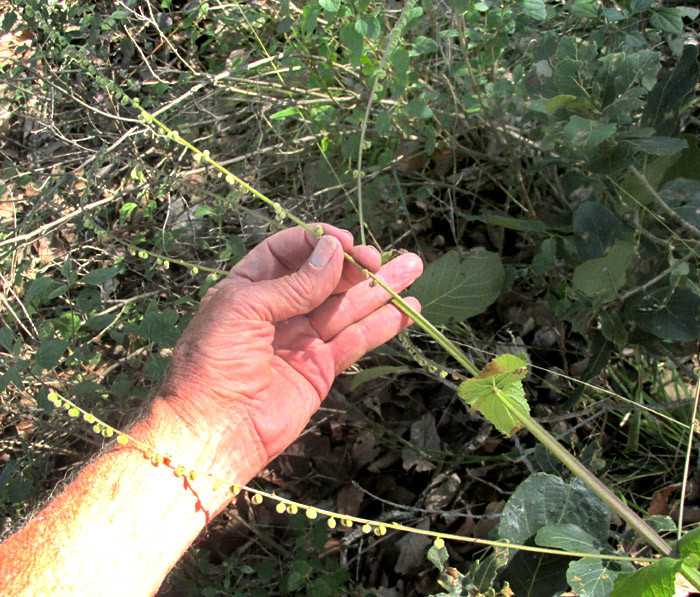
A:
[[43, 390, 653, 565]]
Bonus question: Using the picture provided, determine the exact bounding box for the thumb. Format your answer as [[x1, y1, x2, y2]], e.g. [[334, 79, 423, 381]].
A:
[[231, 235, 344, 322]]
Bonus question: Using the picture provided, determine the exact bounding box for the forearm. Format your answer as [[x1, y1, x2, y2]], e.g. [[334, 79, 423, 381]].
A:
[[0, 398, 264, 597]]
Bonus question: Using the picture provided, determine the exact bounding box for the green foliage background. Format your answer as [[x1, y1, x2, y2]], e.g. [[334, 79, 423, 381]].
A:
[[1, 0, 699, 595]]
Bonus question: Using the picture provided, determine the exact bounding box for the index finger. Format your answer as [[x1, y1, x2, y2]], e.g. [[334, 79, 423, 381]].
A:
[[229, 224, 353, 283]]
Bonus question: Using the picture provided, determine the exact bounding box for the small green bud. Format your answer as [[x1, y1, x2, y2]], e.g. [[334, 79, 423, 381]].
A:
[[306, 509, 318, 520], [187, 470, 198, 481], [68, 407, 79, 417], [191, 266, 199, 275], [434, 538, 445, 549], [225, 174, 235, 185], [174, 465, 186, 477], [362, 524, 372, 534], [327, 518, 337, 529], [117, 434, 129, 446], [286, 504, 298, 515], [276, 502, 287, 514], [251, 493, 263, 505]]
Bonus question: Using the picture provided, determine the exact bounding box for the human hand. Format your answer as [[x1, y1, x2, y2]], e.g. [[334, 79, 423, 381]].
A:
[[157, 224, 423, 480]]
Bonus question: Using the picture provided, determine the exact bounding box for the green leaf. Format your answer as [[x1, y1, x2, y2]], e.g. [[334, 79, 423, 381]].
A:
[[355, 15, 380, 39], [567, 557, 631, 597], [2, 11, 18, 33], [408, 250, 504, 325], [611, 557, 679, 596], [487, 215, 547, 233], [571, 0, 599, 19], [627, 136, 688, 156], [521, 0, 547, 21], [406, 98, 433, 119], [318, 0, 340, 12], [36, 339, 68, 369], [458, 354, 529, 436], [628, 0, 654, 13], [82, 267, 119, 286], [270, 106, 301, 121], [499, 473, 611, 547], [390, 47, 410, 81], [660, 178, 700, 229], [628, 288, 700, 341], [0, 327, 14, 351], [643, 45, 700, 137], [413, 36, 438, 55], [573, 201, 626, 260], [339, 23, 364, 61], [349, 365, 410, 391], [679, 526, 700, 559], [649, 7, 683, 36], [563, 116, 617, 150], [573, 241, 635, 300], [535, 523, 601, 555]]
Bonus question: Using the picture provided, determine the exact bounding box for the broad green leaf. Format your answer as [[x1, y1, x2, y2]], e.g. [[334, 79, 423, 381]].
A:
[[413, 36, 438, 55], [36, 338, 68, 369], [458, 354, 529, 436], [660, 178, 700, 229], [627, 287, 700, 341], [545, 94, 591, 116], [573, 241, 635, 300], [408, 250, 504, 325], [679, 526, 700, 559], [563, 116, 617, 149], [499, 552, 571, 597], [535, 523, 601, 554], [84, 313, 118, 331], [406, 98, 433, 119], [643, 45, 699, 137], [567, 557, 631, 597], [192, 205, 216, 217], [552, 58, 585, 96], [611, 557, 679, 596], [571, 0, 599, 19], [318, 0, 340, 12], [355, 15, 380, 39], [521, 0, 547, 21], [573, 202, 626, 260], [499, 473, 611, 546], [82, 267, 119, 286], [649, 7, 683, 36], [627, 136, 688, 156], [339, 23, 364, 60], [0, 327, 13, 351], [628, 0, 654, 13], [390, 47, 410, 81], [349, 365, 410, 391]]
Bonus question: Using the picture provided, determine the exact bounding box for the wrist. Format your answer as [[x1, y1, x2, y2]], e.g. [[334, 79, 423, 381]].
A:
[[133, 397, 268, 492]]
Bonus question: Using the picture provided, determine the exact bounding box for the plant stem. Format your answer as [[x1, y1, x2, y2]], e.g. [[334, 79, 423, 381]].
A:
[[342, 253, 480, 377], [680, 562, 700, 593], [505, 400, 674, 557]]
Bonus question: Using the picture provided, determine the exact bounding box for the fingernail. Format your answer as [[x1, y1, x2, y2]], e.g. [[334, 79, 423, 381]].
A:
[[309, 236, 337, 268], [339, 228, 354, 242]]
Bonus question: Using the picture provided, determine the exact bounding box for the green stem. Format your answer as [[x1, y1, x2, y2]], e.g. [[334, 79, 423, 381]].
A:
[[506, 400, 673, 557], [680, 562, 700, 593], [342, 254, 480, 377]]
